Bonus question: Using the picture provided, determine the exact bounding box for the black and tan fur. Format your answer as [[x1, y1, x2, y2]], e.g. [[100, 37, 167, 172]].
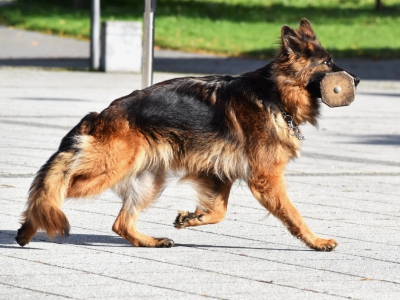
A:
[[16, 19, 359, 251]]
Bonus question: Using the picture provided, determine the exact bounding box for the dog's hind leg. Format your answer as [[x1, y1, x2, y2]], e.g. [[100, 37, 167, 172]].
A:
[[112, 170, 174, 247], [174, 174, 233, 229], [248, 170, 338, 251], [16, 123, 144, 246]]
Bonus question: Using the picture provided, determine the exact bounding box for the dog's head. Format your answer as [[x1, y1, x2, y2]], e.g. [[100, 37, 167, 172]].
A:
[[275, 19, 360, 98]]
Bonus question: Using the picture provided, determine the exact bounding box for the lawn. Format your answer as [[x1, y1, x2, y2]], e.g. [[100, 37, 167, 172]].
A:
[[0, 0, 399, 58]]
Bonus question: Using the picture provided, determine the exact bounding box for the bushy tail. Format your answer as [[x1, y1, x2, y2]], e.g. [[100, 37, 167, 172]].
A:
[[16, 151, 74, 246]]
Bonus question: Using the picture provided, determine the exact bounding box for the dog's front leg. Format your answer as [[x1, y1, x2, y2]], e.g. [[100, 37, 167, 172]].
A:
[[248, 173, 337, 251]]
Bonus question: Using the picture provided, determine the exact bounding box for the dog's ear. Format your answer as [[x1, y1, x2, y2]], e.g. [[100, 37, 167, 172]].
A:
[[281, 25, 302, 54], [299, 18, 316, 40]]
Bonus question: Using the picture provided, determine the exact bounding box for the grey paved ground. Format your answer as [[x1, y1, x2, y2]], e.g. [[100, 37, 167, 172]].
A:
[[0, 23, 400, 299]]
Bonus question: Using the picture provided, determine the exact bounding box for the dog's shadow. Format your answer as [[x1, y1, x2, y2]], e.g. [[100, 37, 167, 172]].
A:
[[0, 230, 132, 249], [0, 230, 310, 251]]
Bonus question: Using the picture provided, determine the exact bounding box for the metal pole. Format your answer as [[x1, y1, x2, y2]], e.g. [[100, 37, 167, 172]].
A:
[[90, 0, 100, 70], [142, 0, 156, 89]]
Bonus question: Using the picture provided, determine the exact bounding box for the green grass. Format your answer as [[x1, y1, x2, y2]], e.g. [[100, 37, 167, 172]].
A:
[[0, 0, 399, 58]]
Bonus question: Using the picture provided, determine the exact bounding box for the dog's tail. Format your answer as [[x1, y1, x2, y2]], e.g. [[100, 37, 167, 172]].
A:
[[15, 149, 74, 246], [15, 113, 99, 247]]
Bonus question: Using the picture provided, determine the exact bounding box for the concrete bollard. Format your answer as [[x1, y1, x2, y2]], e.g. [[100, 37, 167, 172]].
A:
[[100, 21, 142, 72]]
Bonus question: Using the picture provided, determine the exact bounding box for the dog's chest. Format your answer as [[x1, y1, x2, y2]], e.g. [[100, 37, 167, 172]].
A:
[[272, 112, 302, 157]]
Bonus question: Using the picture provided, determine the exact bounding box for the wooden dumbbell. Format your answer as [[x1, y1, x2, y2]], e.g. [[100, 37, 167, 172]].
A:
[[320, 71, 356, 107]]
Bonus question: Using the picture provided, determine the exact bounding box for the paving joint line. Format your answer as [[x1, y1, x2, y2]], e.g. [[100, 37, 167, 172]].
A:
[[0, 119, 72, 130], [0, 281, 75, 299], [303, 152, 400, 167], [300, 201, 400, 218]]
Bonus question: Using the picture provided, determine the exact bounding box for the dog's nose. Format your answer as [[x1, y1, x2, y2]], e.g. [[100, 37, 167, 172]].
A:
[[353, 76, 360, 87]]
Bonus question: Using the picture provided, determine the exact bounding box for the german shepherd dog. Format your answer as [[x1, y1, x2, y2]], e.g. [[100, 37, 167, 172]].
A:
[[16, 19, 360, 251]]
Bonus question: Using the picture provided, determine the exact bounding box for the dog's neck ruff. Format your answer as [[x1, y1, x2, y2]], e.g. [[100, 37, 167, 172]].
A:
[[272, 99, 305, 140]]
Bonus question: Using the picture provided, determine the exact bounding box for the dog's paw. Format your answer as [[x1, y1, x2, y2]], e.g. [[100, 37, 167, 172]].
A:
[[154, 238, 175, 248], [15, 233, 29, 247], [310, 238, 338, 252], [174, 211, 203, 229]]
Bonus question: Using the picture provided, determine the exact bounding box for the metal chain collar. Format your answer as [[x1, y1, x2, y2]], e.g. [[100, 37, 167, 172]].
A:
[[271, 99, 305, 140]]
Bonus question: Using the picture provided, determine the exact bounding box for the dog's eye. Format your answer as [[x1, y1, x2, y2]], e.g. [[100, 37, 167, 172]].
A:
[[323, 60, 332, 67]]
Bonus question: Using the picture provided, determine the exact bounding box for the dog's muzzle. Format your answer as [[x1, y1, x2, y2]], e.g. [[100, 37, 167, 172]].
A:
[[320, 71, 358, 108]]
